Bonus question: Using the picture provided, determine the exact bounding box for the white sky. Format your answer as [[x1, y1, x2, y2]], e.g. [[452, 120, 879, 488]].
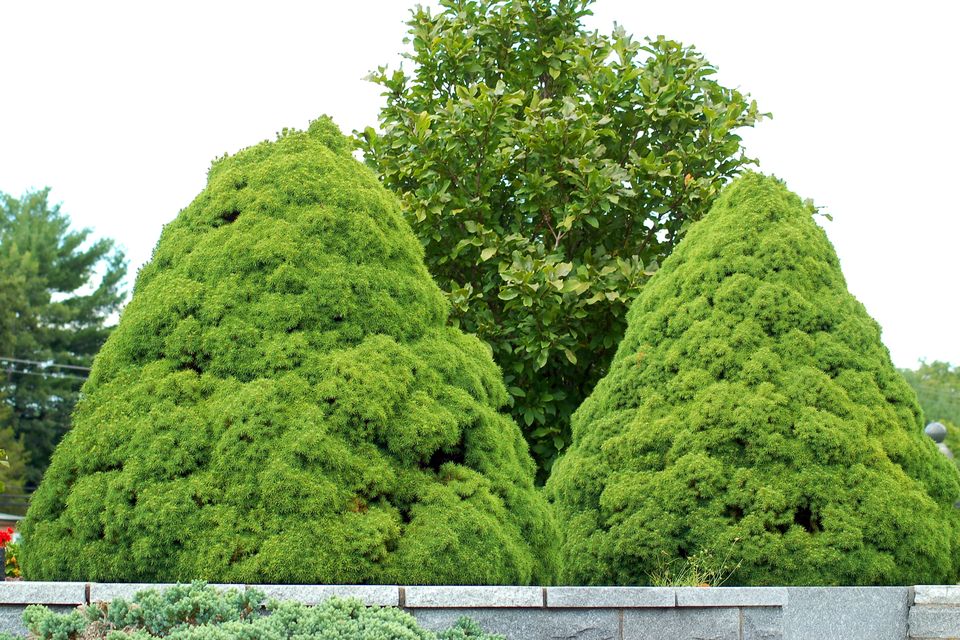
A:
[[1, 1, 957, 369]]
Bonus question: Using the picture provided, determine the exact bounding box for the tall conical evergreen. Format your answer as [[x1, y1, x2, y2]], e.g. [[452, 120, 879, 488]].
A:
[[547, 174, 960, 586], [21, 117, 557, 584]]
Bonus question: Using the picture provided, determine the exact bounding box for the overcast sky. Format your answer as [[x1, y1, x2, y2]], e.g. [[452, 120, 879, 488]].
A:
[[2, 1, 957, 369]]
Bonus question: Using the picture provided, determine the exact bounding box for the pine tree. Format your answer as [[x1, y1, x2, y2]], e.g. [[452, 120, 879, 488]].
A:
[[21, 118, 556, 584], [547, 173, 960, 585], [0, 189, 126, 487]]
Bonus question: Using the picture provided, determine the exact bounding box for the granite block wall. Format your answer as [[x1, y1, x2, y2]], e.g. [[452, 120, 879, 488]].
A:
[[0, 583, 948, 639]]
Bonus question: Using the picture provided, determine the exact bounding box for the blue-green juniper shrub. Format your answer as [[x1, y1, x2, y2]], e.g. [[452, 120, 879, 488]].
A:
[[20, 117, 556, 584], [0, 582, 501, 640], [547, 173, 960, 585]]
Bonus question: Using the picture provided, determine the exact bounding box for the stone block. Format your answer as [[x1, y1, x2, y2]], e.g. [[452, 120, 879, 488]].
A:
[[412, 607, 619, 640], [914, 585, 960, 606], [0, 582, 86, 605], [89, 583, 243, 603], [253, 584, 399, 606], [743, 607, 784, 640], [783, 587, 910, 640], [547, 586, 674, 608], [623, 607, 739, 640], [404, 585, 542, 608], [676, 587, 786, 607], [908, 605, 960, 639]]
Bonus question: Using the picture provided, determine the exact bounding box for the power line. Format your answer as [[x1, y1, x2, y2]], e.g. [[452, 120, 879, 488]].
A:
[[1, 367, 87, 382], [0, 356, 91, 372]]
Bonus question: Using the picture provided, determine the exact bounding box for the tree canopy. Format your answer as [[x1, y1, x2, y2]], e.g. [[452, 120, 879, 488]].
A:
[[359, 0, 767, 476], [0, 189, 126, 489], [902, 361, 960, 427], [21, 118, 556, 584], [547, 174, 960, 585]]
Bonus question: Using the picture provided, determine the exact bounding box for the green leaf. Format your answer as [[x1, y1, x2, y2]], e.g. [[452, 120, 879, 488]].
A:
[[498, 288, 519, 301], [480, 247, 497, 261], [563, 348, 578, 364]]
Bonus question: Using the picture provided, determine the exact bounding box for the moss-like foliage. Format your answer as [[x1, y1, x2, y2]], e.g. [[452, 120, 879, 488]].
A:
[[20, 117, 556, 584], [547, 173, 960, 586]]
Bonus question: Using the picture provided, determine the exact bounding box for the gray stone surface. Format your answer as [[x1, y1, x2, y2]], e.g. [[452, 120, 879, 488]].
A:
[[547, 587, 674, 608], [784, 587, 910, 640], [404, 585, 542, 608], [743, 607, 784, 640], [914, 585, 960, 605], [908, 606, 960, 638], [412, 608, 619, 640], [926, 422, 948, 443], [676, 587, 787, 607], [89, 583, 243, 602], [254, 584, 399, 606], [624, 607, 739, 640], [0, 604, 74, 637], [0, 582, 86, 605]]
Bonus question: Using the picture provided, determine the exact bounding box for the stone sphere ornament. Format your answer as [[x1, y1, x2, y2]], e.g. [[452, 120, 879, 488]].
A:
[[926, 422, 948, 444]]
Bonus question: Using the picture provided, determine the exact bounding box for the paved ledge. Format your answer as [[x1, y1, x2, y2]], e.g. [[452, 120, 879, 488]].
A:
[[676, 586, 787, 607], [404, 586, 543, 608], [89, 583, 243, 602], [546, 586, 674, 608], [255, 584, 399, 607], [914, 585, 960, 606], [0, 582, 86, 605]]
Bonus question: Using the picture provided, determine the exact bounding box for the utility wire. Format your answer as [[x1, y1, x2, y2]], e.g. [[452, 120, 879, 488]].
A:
[[0, 356, 91, 372], [1, 367, 87, 381]]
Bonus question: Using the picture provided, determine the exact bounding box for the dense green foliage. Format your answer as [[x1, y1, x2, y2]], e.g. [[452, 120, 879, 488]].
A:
[[902, 361, 960, 427], [547, 174, 960, 585], [0, 188, 126, 488], [0, 583, 501, 640], [20, 118, 556, 584], [359, 0, 767, 476]]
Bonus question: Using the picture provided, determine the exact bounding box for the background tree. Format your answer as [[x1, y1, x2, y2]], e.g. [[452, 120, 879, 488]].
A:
[[0, 189, 126, 489], [902, 361, 960, 426], [359, 0, 767, 475], [902, 361, 960, 464]]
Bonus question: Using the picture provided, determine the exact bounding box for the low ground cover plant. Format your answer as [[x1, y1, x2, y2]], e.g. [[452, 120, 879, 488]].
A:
[[19, 117, 556, 585], [0, 582, 500, 640], [548, 173, 960, 585]]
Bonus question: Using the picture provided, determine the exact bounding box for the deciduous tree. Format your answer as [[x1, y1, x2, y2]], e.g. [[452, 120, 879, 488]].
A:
[[360, 0, 767, 474]]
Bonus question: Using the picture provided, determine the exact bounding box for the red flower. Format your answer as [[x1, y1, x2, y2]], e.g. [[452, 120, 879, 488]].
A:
[[0, 528, 13, 547]]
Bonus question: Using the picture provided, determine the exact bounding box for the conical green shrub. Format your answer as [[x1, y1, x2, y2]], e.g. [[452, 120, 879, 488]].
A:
[[21, 117, 557, 584], [547, 173, 960, 585]]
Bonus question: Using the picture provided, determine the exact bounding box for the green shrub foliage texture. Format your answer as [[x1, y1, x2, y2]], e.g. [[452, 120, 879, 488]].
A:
[[1, 583, 501, 640], [547, 174, 960, 585], [20, 118, 556, 584]]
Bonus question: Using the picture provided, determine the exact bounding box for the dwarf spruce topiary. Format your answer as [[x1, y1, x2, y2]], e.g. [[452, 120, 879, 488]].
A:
[[547, 173, 960, 586], [20, 117, 556, 584]]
